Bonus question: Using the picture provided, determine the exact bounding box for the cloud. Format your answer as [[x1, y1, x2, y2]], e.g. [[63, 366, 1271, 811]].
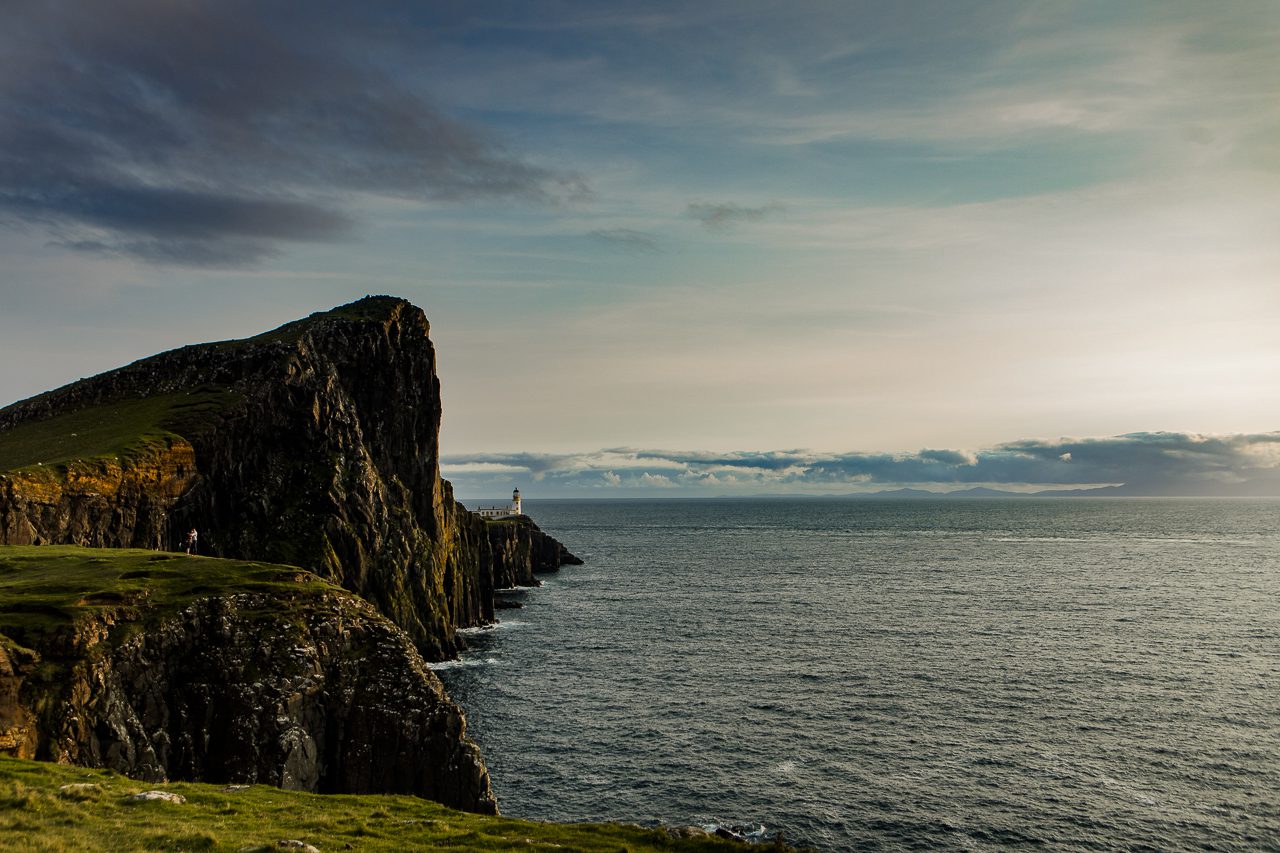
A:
[[918, 448, 978, 466], [0, 2, 583, 266], [686, 201, 785, 230], [34, 187, 354, 266], [441, 432, 1280, 496], [587, 228, 661, 253]]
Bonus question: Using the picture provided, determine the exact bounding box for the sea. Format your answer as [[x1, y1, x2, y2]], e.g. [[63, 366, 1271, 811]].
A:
[[435, 498, 1280, 852]]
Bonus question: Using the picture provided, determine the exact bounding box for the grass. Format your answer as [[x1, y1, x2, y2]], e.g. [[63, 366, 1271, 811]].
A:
[[0, 546, 331, 645], [0, 388, 238, 476], [0, 756, 756, 852]]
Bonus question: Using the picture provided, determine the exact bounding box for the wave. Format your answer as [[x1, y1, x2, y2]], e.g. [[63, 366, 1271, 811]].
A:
[[699, 822, 770, 844], [427, 656, 498, 670]]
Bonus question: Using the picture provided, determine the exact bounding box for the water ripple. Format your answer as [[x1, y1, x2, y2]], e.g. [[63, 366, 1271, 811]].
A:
[[440, 498, 1280, 852]]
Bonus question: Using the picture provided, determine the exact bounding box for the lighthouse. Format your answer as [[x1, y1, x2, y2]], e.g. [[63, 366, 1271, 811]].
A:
[[475, 487, 524, 519]]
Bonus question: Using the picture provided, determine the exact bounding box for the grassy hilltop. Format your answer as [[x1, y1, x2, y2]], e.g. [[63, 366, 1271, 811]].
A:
[[0, 546, 330, 647]]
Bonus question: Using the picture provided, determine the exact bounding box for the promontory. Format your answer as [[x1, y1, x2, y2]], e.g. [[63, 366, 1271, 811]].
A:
[[0, 296, 580, 813]]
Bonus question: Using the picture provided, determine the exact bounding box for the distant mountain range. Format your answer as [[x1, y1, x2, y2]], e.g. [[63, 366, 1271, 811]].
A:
[[848, 486, 1129, 498], [710, 481, 1280, 500], [835, 481, 1280, 498]]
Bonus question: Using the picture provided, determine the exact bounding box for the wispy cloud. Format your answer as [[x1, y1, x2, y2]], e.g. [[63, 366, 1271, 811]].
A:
[[442, 433, 1280, 497], [0, 2, 584, 266], [587, 228, 662, 253], [687, 201, 785, 230]]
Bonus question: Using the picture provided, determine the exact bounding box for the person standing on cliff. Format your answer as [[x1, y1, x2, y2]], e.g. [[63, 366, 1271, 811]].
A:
[[185, 528, 198, 555]]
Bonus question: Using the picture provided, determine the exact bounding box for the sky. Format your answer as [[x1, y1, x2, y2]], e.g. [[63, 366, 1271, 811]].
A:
[[1, 1, 1278, 497]]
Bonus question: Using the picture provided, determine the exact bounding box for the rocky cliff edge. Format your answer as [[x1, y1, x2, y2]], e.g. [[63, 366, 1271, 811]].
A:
[[0, 296, 579, 660], [0, 546, 496, 812]]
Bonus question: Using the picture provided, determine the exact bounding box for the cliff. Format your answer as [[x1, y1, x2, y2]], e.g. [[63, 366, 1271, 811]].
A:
[[0, 296, 578, 660], [0, 547, 495, 812], [486, 515, 584, 589]]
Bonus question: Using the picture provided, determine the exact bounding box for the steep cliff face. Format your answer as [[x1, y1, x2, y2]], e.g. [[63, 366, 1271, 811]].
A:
[[486, 515, 585, 590], [0, 640, 37, 758], [0, 549, 495, 812], [0, 297, 577, 660]]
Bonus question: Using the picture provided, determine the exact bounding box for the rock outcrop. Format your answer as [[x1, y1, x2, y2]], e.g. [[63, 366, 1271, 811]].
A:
[[486, 515, 584, 590], [0, 296, 578, 660], [0, 553, 496, 812]]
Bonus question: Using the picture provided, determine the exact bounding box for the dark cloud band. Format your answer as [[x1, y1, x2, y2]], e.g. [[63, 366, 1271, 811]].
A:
[[442, 432, 1280, 496], [0, 2, 580, 266]]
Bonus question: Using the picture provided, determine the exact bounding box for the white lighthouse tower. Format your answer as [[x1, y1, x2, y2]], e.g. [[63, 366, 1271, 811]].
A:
[[476, 487, 524, 519]]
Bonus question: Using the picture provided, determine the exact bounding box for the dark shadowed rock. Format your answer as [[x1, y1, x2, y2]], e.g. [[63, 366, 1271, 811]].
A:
[[485, 515, 583, 591], [0, 549, 496, 813]]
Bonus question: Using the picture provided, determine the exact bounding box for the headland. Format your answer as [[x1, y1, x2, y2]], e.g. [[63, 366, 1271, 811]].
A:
[[0, 298, 608, 826]]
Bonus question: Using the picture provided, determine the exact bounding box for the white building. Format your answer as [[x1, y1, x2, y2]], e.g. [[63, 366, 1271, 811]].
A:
[[476, 488, 522, 520]]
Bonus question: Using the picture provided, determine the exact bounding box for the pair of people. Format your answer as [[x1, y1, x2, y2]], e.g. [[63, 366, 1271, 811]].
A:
[[184, 528, 199, 555]]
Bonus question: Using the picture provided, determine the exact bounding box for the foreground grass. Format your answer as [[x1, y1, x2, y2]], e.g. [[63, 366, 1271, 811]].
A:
[[0, 756, 750, 852]]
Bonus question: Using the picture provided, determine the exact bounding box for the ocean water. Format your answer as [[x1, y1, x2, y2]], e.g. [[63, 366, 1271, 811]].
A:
[[437, 499, 1280, 851]]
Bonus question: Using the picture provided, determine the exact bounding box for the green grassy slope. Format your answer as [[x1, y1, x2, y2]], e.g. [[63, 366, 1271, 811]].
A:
[[0, 546, 330, 646], [0, 756, 754, 852], [0, 388, 237, 476]]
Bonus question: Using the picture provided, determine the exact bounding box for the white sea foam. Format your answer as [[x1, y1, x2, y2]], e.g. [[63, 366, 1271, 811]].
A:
[[457, 619, 527, 636], [428, 656, 498, 670], [700, 823, 768, 843]]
